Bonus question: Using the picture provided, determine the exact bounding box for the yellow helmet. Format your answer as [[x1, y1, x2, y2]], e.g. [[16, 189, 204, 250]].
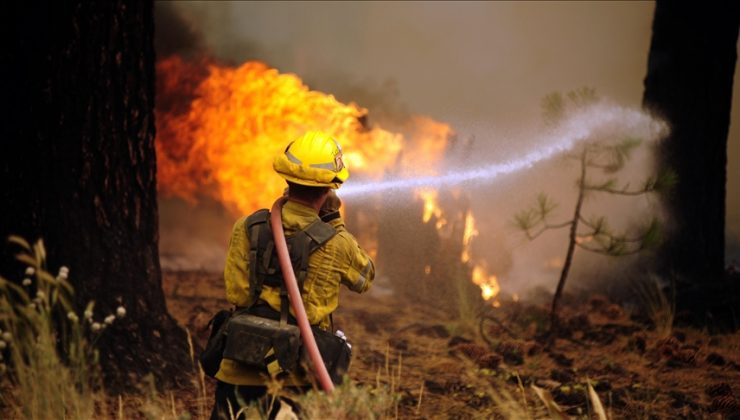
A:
[[273, 131, 350, 189]]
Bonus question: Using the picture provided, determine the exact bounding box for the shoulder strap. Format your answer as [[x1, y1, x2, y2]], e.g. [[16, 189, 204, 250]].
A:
[[303, 219, 338, 252], [244, 209, 270, 309], [292, 219, 337, 293]]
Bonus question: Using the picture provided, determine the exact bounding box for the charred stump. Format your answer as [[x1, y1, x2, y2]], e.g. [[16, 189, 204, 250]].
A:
[[2, 1, 192, 389]]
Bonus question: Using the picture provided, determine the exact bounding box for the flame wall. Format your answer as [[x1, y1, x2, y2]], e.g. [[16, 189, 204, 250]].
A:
[[156, 56, 410, 214]]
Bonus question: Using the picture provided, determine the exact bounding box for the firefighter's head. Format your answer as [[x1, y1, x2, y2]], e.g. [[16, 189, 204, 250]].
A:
[[273, 131, 349, 189]]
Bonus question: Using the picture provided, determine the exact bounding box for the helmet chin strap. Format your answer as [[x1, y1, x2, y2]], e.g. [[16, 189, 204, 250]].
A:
[[270, 197, 335, 393]]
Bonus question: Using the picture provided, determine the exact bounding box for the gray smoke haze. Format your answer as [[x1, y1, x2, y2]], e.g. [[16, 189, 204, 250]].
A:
[[157, 2, 740, 279]]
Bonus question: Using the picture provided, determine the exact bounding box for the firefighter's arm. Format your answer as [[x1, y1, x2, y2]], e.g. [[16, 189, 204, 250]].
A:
[[223, 217, 250, 306], [336, 230, 375, 293]]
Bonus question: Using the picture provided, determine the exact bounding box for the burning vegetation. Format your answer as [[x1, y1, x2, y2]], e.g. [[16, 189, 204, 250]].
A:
[[155, 54, 503, 307]]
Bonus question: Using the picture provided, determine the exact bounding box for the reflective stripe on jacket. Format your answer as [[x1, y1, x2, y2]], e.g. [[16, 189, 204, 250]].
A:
[[215, 199, 375, 385]]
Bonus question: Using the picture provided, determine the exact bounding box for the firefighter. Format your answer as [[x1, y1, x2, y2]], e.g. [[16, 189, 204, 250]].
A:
[[211, 131, 375, 419]]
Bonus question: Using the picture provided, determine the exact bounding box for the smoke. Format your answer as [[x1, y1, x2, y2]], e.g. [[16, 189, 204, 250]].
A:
[[158, 197, 233, 271], [340, 103, 664, 198], [154, 3, 739, 288], [342, 100, 669, 294], [154, 3, 204, 58], [154, 3, 229, 271]]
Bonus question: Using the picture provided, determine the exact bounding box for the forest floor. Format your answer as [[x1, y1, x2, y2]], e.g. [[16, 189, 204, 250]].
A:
[[163, 271, 740, 419]]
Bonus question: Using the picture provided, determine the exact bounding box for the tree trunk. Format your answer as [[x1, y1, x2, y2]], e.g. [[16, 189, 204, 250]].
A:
[[549, 150, 587, 338], [1, 1, 192, 389], [642, 1, 739, 327]]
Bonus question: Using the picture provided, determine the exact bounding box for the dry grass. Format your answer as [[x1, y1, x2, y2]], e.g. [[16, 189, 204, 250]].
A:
[[0, 238, 208, 420], [0, 238, 401, 419], [295, 346, 401, 420], [633, 274, 675, 338], [0, 237, 106, 419]]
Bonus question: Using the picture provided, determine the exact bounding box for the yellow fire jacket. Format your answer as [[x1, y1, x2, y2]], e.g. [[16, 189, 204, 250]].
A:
[[215, 199, 375, 385]]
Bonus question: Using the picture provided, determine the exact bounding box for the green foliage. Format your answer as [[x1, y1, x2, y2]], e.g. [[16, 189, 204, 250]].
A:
[[536, 193, 558, 219], [601, 137, 642, 173], [542, 92, 565, 126], [566, 86, 598, 108], [651, 168, 678, 193], [522, 89, 665, 257], [640, 218, 662, 250], [588, 178, 617, 191], [513, 194, 564, 240], [513, 208, 537, 232], [542, 87, 598, 126], [540, 86, 599, 125]]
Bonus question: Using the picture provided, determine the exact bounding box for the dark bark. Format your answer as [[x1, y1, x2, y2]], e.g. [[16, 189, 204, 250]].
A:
[[642, 1, 739, 327], [1, 1, 192, 389]]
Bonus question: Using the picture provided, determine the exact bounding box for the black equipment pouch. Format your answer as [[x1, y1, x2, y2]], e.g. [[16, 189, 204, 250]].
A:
[[222, 313, 302, 373], [199, 309, 234, 378], [219, 310, 352, 385], [308, 328, 352, 385]]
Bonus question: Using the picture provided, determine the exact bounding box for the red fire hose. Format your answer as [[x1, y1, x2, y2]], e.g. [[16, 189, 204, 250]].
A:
[[270, 197, 335, 393]]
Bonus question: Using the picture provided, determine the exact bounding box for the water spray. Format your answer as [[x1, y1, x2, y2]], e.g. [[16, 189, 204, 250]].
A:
[[339, 104, 664, 199]]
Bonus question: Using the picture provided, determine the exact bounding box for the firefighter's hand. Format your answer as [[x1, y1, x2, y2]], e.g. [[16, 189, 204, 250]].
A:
[[320, 190, 342, 220]]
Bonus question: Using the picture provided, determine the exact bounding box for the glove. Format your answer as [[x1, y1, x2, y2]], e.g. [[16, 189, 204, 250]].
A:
[[320, 190, 342, 222]]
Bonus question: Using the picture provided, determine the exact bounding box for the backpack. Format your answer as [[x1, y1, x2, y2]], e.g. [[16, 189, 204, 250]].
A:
[[200, 210, 351, 384]]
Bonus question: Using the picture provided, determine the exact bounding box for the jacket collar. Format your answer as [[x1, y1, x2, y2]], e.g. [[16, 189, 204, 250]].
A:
[[284, 199, 319, 216]]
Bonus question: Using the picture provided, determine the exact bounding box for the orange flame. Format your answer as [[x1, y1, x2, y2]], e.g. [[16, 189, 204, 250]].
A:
[[417, 189, 446, 228], [472, 265, 501, 304], [461, 210, 478, 263], [155, 56, 454, 214], [463, 210, 500, 304]]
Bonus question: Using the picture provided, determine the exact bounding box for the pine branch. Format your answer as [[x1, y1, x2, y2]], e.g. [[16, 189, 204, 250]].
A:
[[578, 215, 607, 234], [618, 235, 646, 244], [576, 241, 643, 256], [583, 183, 654, 196], [525, 220, 574, 241], [585, 162, 617, 171]]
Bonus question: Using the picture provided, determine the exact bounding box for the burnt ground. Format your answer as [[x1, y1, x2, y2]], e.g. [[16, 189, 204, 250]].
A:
[[163, 271, 740, 419]]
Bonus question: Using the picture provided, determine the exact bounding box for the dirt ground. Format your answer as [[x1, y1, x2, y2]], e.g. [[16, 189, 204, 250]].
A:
[[163, 271, 740, 419]]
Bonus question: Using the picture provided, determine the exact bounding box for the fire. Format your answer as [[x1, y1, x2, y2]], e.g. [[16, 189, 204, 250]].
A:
[[462, 211, 501, 304], [472, 265, 501, 303], [155, 55, 503, 306], [417, 189, 445, 228], [396, 116, 450, 174], [155, 56, 454, 214], [461, 210, 478, 263]]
